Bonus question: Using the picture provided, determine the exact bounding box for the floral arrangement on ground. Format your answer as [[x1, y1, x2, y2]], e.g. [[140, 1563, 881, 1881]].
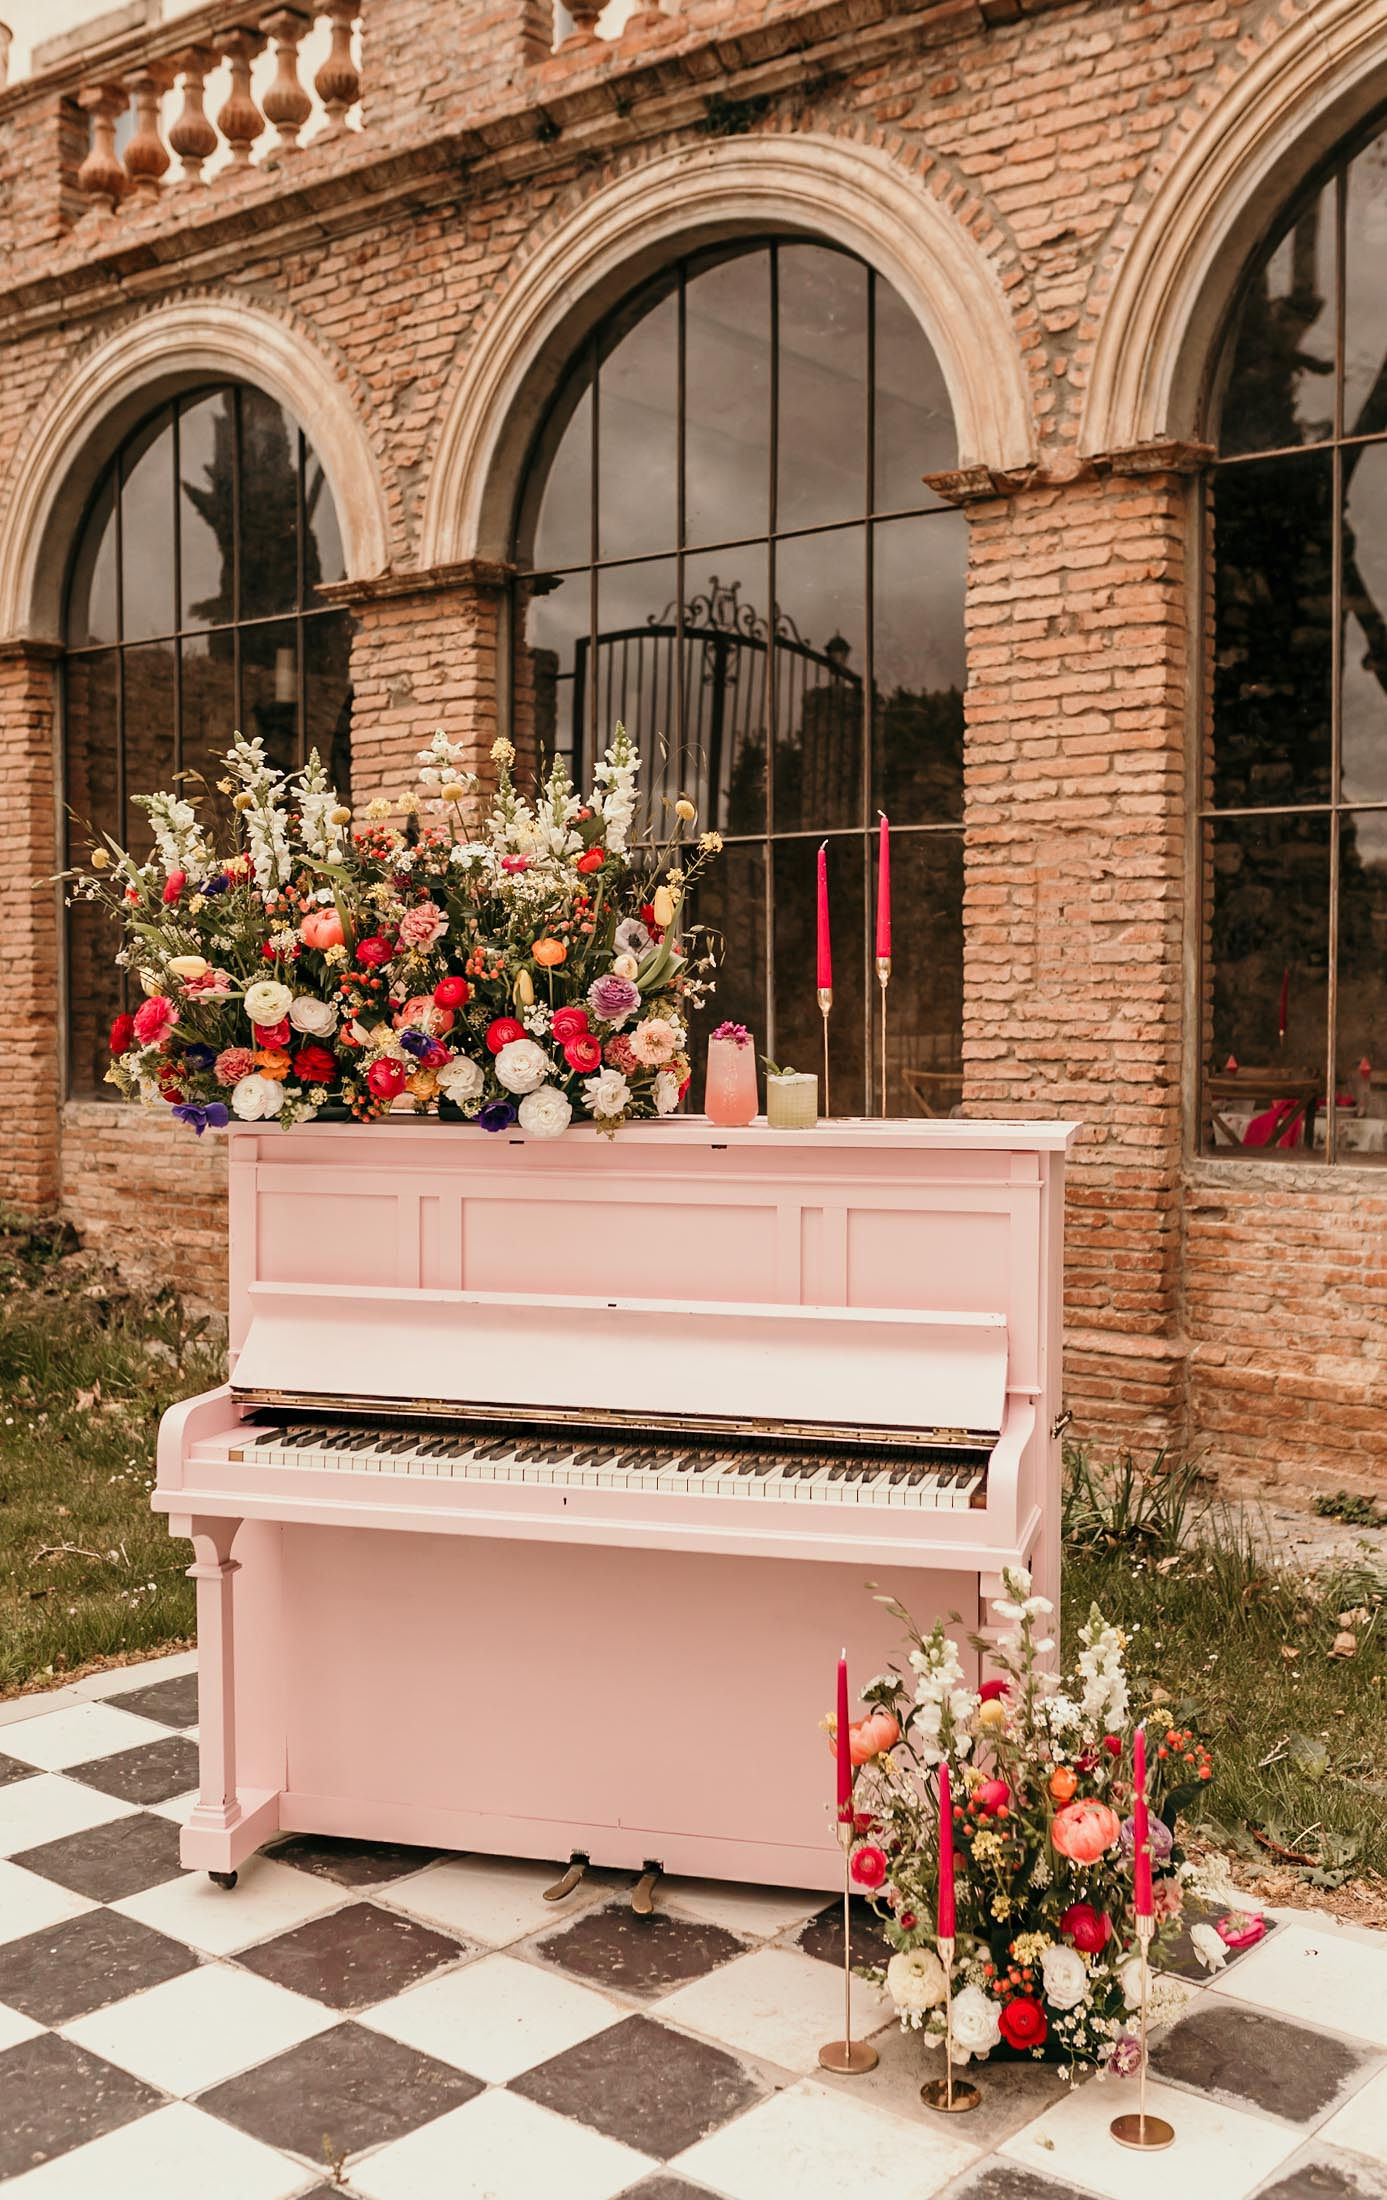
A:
[[832, 1568, 1264, 2074], [68, 727, 723, 1138]]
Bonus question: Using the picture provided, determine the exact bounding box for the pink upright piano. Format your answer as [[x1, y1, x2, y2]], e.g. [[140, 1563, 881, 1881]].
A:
[[155, 1115, 1077, 1893]]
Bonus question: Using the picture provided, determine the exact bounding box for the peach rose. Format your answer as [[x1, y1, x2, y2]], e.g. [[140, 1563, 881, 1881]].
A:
[[1050, 1799, 1122, 1863], [300, 908, 346, 951]]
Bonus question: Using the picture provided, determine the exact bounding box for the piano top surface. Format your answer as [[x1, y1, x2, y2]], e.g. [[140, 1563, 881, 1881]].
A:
[[227, 1115, 1081, 1156]]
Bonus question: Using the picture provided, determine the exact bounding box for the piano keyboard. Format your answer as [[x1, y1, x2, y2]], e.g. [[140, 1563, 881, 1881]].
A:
[[229, 1425, 989, 1509]]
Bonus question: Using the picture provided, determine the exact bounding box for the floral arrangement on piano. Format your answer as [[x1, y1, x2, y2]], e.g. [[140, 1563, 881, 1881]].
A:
[[69, 727, 722, 1138], [838, 1569, 1246, 2076]]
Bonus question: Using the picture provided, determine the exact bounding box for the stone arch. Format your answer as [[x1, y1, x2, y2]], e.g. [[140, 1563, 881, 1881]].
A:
[[1080, 0, 1387, 455], [0, 294, 391, 642], [420, 132, 1035, 569]]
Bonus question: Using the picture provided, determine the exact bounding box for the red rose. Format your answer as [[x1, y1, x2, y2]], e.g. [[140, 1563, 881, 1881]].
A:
[[252, 1018, 291, 1049], [109, 1013, 136, 1055], [1060, 1902, 1110, 1953], [293, 1044, 337, 1084], [356, 936, 394, 967], [486, 1017, 525, 1055], [550, 1006, 590, 1043], [1102, 1734, 1122, 1756], [367, 1057, 408, 1099], [575, 846, 604, 874], [563, 1036, 602, 1074], [850, 1844, 887, 1890], [979, 1678, 1009, 1703], [162, 869, 186, 905], [434, 977, 471, 1009], [998, 1997, 1047, 2052]]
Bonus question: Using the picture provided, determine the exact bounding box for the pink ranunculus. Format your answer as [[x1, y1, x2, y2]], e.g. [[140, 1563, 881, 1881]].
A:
[[398, 900, 448, 951], [978, 1678, 1010, 1703], [214, 1047, 257, 1087], [367, 1057, 409, 1100], [850, 1844, 888, 1890], [132, 996, 178, 1048]]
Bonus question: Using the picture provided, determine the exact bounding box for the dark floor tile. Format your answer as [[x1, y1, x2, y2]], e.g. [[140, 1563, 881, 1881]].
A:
[[197, 2020, 480, 2158], [1254, 2147, 1387, 2200], [266, 1831, 445, 1888], [1152, 2003, 1373, 2124], [1161, 1895, 1279, 1983], [537, 1902, 747, 1998], [0, 2032, 162, 2179], [797, 1893, 890, 1971], [14, 1809, 185, 1901], [234, 1898, 468, 2010], [619, 2179, 728, 2199], [0, 1752, 38, 1788], [0, 1908, 198, 2025], [512, 2012, 766, 2159], [939, 2168, 1100, 2200], [104, 1671, 200, 1728], [66, 1735, 201, 1806]]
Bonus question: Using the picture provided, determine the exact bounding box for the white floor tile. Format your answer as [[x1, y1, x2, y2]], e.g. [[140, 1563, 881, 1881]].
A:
[[675, 2077, 978, 2200], [362, 1950, 622, 2082], [350, 2088, 654, 2200], [0, 1858, 95, 1945], [1211, 1922, 1387, 2048], [2, 2102, 307, 2200], [1318, 2062, 1387, 2164], [1, 1702, 169, 1771], [0, 1773, 136, 1858], [383, 1854, 603, 1946], [63, 1961, 337, 2095], [113, 1853, 345, 1955], [1000, 2069, 1301, 2199], [147, 1789, 198, 1825], [0, 1999, 44, 2052], [656, 1944, 892, 2072], [662, 1876, 825, 1940]]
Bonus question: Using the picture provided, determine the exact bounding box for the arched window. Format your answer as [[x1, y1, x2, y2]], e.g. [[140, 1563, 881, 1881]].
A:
[[1206, 126, 1387, 1162], [511, 240, 966, 1115], [63, 383, 353, 1098]]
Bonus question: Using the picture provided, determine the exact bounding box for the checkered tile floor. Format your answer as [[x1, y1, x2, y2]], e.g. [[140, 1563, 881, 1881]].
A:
[[2, 1655, 1386, 2199]]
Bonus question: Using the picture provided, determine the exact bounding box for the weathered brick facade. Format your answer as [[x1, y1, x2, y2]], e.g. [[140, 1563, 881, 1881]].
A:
[[0, 0, 1383, 1494]]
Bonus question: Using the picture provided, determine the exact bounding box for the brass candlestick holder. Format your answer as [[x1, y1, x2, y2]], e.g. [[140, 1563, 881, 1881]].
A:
[[818, 1819, 878, 2075], [920, 1938, 981, 2113], [817, 985, 832, 1120], [876, 955, 891, 1117], [1110, 1917, 1174, 2151]]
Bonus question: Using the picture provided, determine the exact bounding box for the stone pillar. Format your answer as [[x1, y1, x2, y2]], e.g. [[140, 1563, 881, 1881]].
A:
[[0, 640, 63, 1212], [931, 445, 1209, 1457]]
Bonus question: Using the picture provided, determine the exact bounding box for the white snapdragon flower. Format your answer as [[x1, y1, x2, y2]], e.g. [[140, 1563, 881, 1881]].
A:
[[908, 1627, 975, 1766], [131, 789, 208, 877], [230, 1074, 286, 1121], [1077, 1613, 1130, 1731], [949, 1985, 1001, 2061], [293, 750, 346, 860], [1040, 1945, 1089, 2010], [517, 1087, 573, 1140], [223, 735, 293, 889], [437, 1056, 485, 1104], [289, 996, 338, 1037], [493, 1039, 550, 1095], [591, 721, 639, 854], [583, 1067, 631, 1120], [243, 980, 293, 1026], [886, 1949, 946, 2021]]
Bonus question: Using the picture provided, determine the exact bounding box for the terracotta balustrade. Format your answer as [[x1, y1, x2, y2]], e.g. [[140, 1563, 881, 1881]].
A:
[[167, 46, 219, 184], [260, 8, 313, 155]]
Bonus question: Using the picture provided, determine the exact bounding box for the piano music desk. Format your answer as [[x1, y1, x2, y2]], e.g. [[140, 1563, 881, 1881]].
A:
[[156, 1117, 1078, 1890]]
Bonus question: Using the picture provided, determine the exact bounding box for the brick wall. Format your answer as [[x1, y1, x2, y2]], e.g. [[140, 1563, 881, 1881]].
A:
[[59, 1102, 229, 1308]]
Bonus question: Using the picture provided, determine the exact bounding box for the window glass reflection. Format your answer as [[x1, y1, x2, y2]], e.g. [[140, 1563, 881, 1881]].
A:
[[305, 610, 353, 796], [685, 250, 770, 548], [180, 632, 237, 818], [595, 558, 681, 820], [874, 280, 955, 511], [1344, 130, 1387, 437], [241, 618, 300, 781], [886, 832, 964, 1117], [1213, 452, 1333, 807], [685, 838, 767, 1076], [180, 391, 235, 630], [1219, 181, 1335, 456], [1341, 440, 1387, 804], [67, 474, 118, 649], [682, 552, 770, 837], [120, 410, 176, 642], [1336, 810, 1387, 1159], [304, 451, 346, 595], [873, 513, 966, 825], [528, 382, 592, 572], [1203, 811, 1330, 1156], [239, 388, 300, 621], [772, 834, 867, 1115], [65, 652, 121, 1098], [776, 246, 868, 532], [598, 282, 677, 560], [774, 527, 865, 834]]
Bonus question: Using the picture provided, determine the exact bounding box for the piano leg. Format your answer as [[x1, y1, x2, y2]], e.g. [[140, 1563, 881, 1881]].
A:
[[176, 1515, 281, 1875]]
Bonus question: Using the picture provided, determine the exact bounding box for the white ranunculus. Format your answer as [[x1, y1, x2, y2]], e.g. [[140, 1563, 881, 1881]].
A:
[[517, 1086, 573, 1140], [583, 1067, 631, 1119], [653, 1069, 681, 1116], [612, 952, 640, 981], [243, 979, 293, 1027], [437, 1055, 485, 1103], [289, 995, 338, 1037], [1189, 1923, 1228, 1972], [885, 1948, 946, 2017], [1041, 1943, 1088, 2011], [1119, 1955, 1146, 2010], [230, 1074, 285, 1121], [494, 1038, 549, 1095], [949, 1984, 1002, 2060]]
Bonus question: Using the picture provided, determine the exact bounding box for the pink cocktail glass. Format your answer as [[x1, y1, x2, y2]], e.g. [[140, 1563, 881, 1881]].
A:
[[704, 1025, 758, 1126]]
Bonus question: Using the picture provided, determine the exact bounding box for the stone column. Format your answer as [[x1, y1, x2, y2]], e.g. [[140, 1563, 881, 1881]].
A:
[[929, 443, 1210, 1458], [0, 639, 63, 1212]]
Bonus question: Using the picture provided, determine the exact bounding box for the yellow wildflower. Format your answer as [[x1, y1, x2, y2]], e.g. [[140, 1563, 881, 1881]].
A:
[[675, 797, 696, 822], [89, 848, 110, 870], [330, 807, 351, 827], [491, 737, 515, 766], [233, 792, 254, 812], [699, 830, 723, 854], [441, 783, 467, 804], [365, 798, 391, 820]]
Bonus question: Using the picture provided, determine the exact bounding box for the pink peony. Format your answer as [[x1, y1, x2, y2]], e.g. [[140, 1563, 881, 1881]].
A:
[[214, 1047, 256, 1087], [629, 1017, 681, 1067], [976, 1779, 1011, 1816], [133, 996, 178, 1048], [398, 901, 448, 950], [300, 908, 345, 952], [1051, 1800, 1122, 1863]]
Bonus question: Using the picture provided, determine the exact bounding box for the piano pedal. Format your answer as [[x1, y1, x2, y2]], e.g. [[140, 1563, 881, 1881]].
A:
[[543, 1852, 590, 1903], [631, 1861, 662, 1917]]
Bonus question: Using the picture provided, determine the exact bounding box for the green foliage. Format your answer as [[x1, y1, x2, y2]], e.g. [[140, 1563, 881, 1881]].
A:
[[1062, 1442, 1211, 1557], [1312, 1489, 1386, 1527]]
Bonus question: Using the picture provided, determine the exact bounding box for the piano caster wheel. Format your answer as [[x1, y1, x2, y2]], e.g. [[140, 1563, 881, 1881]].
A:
[[208, 1870, 238, 1889], [543, 1853, 589, 1903], [631, 1862, 662, 1917]]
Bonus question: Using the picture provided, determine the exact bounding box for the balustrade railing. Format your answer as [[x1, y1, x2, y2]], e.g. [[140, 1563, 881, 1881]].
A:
[[73, 4, 362, 214], [554, 0, 677, 48]]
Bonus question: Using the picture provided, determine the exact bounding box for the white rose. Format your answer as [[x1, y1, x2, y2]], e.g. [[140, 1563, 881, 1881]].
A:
[[653, 1069, 681, 1116], [437, 1055, 484, 1103], [517, 1086, 573, 1141], [494, 1038, 549, 1095], [949, 1984, 1002, 2061], [885, 1948, 946, 2017], [1040, 1944, 1088, 2011], [583, 1067, 631, 1120], [1119, 1955, 1146, 2009], [1189, 1923, 1227, 1972], [230, 1074, 285, 1121], [243, 979, 293, 1026], [289, 995, 338, 1037]]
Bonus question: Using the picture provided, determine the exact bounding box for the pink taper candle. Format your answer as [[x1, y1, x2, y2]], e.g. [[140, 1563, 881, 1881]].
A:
[[876, 813, 891, 961], [1132, 1725, 1153, 1918], [817, 843, 832, 992], [937, 1761, 956, 1938], [836, 1650, 852, 1820]]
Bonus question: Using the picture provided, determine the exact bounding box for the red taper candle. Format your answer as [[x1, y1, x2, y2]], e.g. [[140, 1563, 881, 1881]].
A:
[[1132, 1724, 1153, 1918], [875, 812, 891, 961], [836, 1649, 852, 1821], [937, 1761, 956, 1939], [817, 843, 832, 992]]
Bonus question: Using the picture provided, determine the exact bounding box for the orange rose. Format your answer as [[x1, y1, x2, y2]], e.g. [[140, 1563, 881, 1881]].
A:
[[1050, 1799, 1122, 1863], [532, 937, 567, 967], [1048, 1766, 1078, 1803], [300, 908, 346, 951], [254, 1048, 292, 1082]]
